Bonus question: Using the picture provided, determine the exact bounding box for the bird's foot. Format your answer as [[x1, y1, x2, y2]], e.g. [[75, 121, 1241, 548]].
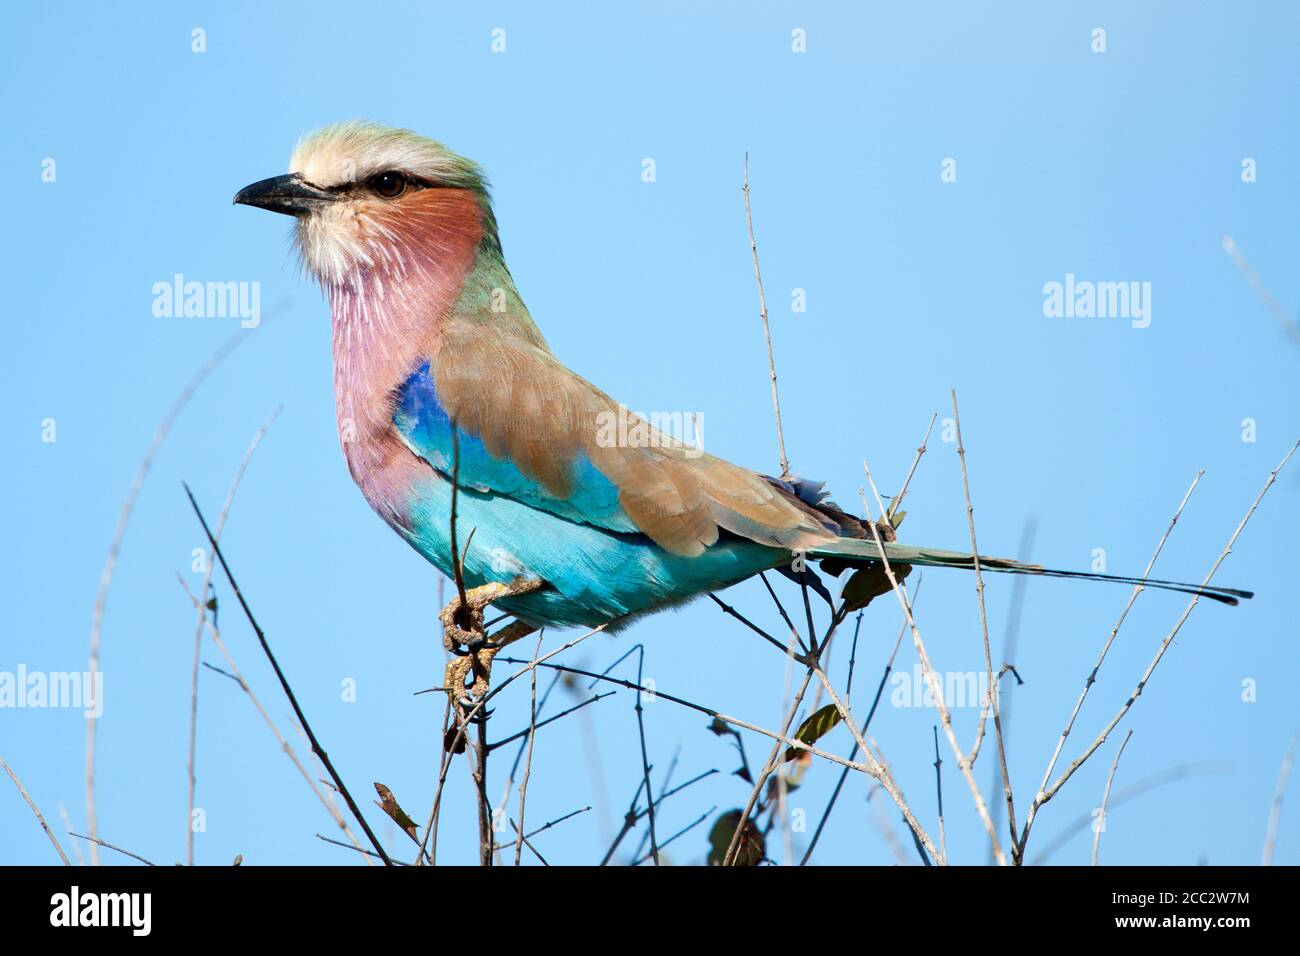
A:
[[438, 578, 544, 753], [443, 620, 539, 752], [439, 578, 545, 656]]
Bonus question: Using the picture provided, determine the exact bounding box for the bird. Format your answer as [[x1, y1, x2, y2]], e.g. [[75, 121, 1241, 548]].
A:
[[234, 121, 1250, 704]]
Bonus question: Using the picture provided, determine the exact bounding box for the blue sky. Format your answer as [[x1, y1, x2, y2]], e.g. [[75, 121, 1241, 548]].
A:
[[2, 1, 1297, 866]]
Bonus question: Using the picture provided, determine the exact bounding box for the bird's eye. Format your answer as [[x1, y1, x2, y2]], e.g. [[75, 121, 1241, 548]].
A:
[[369, 171, 406, 199]]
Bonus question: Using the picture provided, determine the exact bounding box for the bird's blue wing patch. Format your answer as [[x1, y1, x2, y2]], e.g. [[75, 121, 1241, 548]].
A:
[[393, 362, 640, 534]]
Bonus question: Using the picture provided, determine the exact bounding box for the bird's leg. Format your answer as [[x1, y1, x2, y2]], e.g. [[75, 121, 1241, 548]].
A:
[[440, 577, 545, 748], [439, 577, 545, 656], [446, 620, 538, 702], [444, 619, 540, 751]]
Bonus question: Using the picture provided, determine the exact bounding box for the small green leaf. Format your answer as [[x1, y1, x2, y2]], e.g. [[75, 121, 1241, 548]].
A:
[[783, 703, 843, 762]]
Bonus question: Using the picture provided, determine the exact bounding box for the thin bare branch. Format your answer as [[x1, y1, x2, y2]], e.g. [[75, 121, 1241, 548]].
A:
[[88, 327, 251, 863], [514, 633, 545, 866], [1028, 439, 1298, 850], [316, 833, 410, 865], [708, 592, 805, 657], [743, 153, 789, 478], [631, 807, 714, 866], [1032, 471, 1203, 810], [723, 661, 812, 866], [889, 411, 938, 521], [488, 692, 611, 751], [69, 831, 155, 866], [521, 805, 591, 842], [1, 754, 71, 865], [177, 577, 371, 863], [951, 389, 1017, 854], [1092, 730, 1133, 865], [187, 406, 281, 865], [419, 624, 607, 866], [184, 485, 393, 866], [988, 517, 1035, 863], [807, 657, 944, 864], [862, 461, 1007, 864], [478, 659, 878, 776], [933, 726, 947, 862], [417, 697, 456, 866], [633, 646, 660, 865], [507, 818, 549, 865], [1029, 763, 1223, 865], [800, 578, 923, 865]]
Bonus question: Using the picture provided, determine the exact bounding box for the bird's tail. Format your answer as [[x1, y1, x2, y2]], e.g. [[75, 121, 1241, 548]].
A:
[[807, 538, 1253, 607]]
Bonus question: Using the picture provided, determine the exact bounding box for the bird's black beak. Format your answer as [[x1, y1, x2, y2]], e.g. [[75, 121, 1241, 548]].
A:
[[233, 173, 335, 216]]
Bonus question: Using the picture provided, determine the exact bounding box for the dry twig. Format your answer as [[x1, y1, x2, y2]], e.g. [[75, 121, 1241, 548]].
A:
[[87, 327, 251, 862], [1092, 730, 1133, 865], [743, 153, 789, 477], [1, 754, 71, 865], [184, 485, 393, 866], [186, 406, 281, 865]]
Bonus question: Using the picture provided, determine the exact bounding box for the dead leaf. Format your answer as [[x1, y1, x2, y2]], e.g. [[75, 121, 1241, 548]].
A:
[[373, 782, 420, 844], [842, 561, 912, 611]]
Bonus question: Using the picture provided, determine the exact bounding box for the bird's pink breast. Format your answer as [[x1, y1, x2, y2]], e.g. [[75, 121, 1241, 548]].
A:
[[323, 189, 486, 531]]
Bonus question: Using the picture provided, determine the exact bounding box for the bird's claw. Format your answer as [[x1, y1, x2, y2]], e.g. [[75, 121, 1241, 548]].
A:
[[436, 580, 545, 754], [439, 579, 531, 657]]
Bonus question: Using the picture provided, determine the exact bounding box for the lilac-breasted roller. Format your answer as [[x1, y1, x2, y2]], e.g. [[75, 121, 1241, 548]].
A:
[[235, 122, 1249, 699]]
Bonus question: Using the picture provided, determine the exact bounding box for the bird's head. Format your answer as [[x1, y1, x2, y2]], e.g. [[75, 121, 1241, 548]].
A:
[[235, 121, 492, 286]]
